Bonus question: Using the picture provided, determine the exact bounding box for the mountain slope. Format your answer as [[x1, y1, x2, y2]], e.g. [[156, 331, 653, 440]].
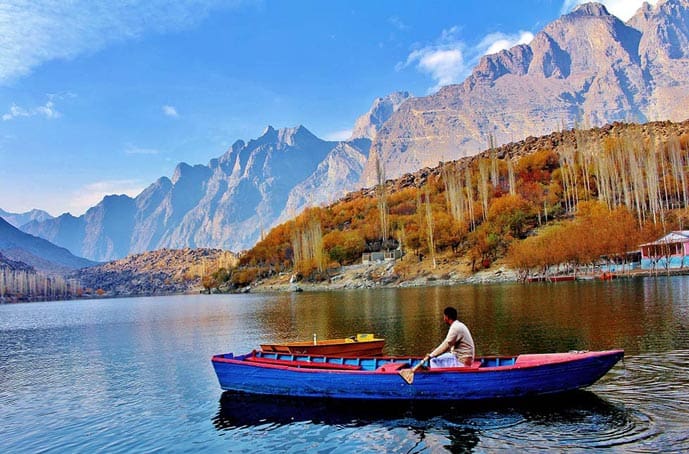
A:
[[360, 0, 689, 185], [0, 217, 96, 273], [70, 248, 237, 296], [349, 91, 411, 140]]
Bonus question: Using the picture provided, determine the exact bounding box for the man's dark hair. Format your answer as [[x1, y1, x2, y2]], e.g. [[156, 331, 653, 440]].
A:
[[444, 307, 457, 321]]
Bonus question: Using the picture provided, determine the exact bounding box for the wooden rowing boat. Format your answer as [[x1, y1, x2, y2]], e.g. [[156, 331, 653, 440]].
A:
[[211, 349, 624, 401], [260, 334, 385, 356]]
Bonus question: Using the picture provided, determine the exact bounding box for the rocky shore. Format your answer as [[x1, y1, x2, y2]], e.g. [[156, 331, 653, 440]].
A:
[[247, 261, 521, 293]]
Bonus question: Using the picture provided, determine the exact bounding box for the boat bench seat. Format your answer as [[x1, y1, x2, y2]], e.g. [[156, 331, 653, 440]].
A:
[[375, 362, 410, 372]]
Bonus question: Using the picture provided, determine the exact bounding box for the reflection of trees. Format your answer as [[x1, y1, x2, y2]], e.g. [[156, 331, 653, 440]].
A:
[[251, 277, 685, 358]]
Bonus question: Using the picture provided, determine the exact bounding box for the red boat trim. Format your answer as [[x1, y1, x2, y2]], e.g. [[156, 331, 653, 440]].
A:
[[244, 355, 363, 370]]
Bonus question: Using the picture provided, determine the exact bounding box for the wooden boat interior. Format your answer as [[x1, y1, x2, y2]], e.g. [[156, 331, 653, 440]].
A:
[[216, 351, 522, 372]]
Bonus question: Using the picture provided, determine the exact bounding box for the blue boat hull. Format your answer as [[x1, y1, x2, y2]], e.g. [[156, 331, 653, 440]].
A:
[[211, 350, 624, 401]]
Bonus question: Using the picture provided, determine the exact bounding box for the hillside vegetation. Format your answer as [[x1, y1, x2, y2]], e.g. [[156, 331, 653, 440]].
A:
[[204, 120, 689, 291]]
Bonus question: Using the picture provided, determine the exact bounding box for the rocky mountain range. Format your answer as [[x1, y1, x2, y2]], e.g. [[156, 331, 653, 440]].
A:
[[361, 0, 689, 185], [20, 92, 407, 261], [17, 0, 689, 261]]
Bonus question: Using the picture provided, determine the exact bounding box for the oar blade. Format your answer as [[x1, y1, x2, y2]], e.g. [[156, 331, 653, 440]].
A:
[[399, 368, 414, 385]]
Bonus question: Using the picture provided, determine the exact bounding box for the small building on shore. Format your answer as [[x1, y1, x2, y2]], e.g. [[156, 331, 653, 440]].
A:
[[362, 250, 403, 264], [639, 230, 689, 270], [599, 251, 642, 273]]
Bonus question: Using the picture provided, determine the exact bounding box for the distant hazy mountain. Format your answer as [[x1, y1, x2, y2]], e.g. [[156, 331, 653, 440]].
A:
[[0, 217, 96, 273], [0, 208, 53, 228], [21, 91, 412, 261], [360, 0, 689, 185]]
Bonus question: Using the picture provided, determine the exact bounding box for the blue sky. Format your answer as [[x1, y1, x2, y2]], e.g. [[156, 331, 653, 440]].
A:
[[0, 0, 655, 216]]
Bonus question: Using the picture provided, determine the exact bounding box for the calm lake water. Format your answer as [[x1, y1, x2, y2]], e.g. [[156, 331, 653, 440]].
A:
[[2, 277, 689, 452]]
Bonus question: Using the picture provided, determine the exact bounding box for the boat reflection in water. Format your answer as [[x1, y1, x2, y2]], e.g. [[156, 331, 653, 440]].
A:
[[212, 390, 642, 451]]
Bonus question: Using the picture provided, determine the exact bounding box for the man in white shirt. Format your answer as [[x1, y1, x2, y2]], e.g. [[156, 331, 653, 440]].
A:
[[428, 306, 475, 368]]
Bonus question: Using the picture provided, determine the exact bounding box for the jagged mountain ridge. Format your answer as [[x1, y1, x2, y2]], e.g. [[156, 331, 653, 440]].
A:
[[360, 0, 689, 185], [22, 126, 352, 260], [349, 92, 411, 140], [21, 91, 408, 261]]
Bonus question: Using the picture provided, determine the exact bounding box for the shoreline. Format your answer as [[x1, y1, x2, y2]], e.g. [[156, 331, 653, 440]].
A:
[[244, 262, 689, 294], [247, 263, 520, 293]]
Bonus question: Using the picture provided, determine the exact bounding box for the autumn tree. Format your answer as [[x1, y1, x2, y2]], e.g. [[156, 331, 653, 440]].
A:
[[322, 229, 366, 266], [285, 207, 327, 278], [375, 155, 390, 247], [487, 193, 533, 239]]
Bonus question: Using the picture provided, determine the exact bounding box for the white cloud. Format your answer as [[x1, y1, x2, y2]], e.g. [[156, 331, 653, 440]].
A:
[[324, 129, 353, 141], [162, 105, 179, 118], [478, 31, 534, 57], [388, 16, 409, 31], [400, 27, 534, 92], [560, 0, 658, 21], [398, 27, 465, 91], [124, 144, 160, 155], [2, 100, 60, 121], [69, 179, 145, 215], [0, 1, 237, 84], [415, 48, 465, 88]]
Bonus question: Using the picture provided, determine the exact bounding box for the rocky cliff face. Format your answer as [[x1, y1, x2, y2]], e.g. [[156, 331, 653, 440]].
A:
[[360, 0, 689, 185], [276, 138, 371, 224], [349, 91, 411, 140]]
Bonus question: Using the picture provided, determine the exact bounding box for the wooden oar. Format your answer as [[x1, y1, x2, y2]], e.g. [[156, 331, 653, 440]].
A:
[[399, 354, 430, 384]]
